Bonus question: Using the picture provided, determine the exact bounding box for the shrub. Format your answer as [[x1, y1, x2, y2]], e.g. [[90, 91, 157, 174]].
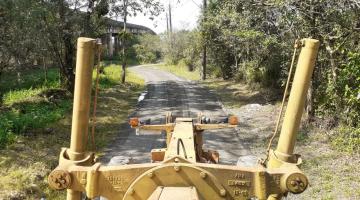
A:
[[337, 53, 360, 126], [332, 126, 360, 154], [0, 116, 14, 147]]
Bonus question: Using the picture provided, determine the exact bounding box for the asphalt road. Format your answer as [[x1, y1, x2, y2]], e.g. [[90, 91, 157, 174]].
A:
[[101, 65, 251, 165]]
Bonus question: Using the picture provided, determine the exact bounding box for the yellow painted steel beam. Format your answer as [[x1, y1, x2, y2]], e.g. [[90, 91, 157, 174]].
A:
[[67, 37, 97, 200], [164, 118, 197, 162], [268, 38, 320, 166], [49, 159, 307, 200]]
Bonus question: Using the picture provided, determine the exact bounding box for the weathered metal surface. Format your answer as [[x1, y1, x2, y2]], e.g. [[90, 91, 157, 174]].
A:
[[268, 39, 320, 167], [49, 157, 308, 199], [266, 39, 319, 200], [148, 187, 200, 200], [69, 37, 97, 160], [67, 37, 97, 200], [48, 169, 71, 190]]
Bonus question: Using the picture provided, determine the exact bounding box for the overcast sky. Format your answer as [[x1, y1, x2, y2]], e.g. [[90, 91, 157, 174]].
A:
[[127, 0, 202, 34]]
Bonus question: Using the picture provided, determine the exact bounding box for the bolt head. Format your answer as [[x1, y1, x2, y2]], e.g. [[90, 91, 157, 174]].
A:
[[174, 166, 180, 172], [48, 170, 71, 190], [290, 180, 297, 186], [220, 189, 226, 196], [299, 182, 305, 188], [200, 172, 207, 179], [147, 172, 154, 178], [128, 188, 134, 195], [286, 173, 308, 194]]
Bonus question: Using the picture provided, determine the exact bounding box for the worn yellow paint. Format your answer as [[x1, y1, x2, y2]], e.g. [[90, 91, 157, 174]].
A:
[[268, 39, 320, 167], [164, 118, 197, 162], [67, 37, 97, 200]]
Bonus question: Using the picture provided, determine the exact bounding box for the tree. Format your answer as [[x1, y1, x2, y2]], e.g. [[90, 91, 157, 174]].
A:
[[134, 34, 162, 63], [108, 0, 163, 83], [201, 0, 207, 80], [199, 0, 360, 127], [40, 0, 109, 92], [0, 0, 110, 92], [277, 0, 360, 122]]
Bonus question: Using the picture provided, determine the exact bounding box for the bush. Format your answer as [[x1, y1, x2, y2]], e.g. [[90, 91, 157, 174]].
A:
[[133, 34, 161, 64], [162, 30, 201, 68], [134, 44, 157, 64], [332, 126, 360, 154], [0, 116, 14, 147], [0, 100, 71, 149], [337, 53, 360, 126], [0, 68, 72, 148]]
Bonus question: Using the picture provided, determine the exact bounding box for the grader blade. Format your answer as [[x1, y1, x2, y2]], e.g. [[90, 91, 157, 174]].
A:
[[48, 38, 319, 200]]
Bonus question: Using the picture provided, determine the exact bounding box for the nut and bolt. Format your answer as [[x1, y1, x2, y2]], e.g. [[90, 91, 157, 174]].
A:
[[220, 189, 226, 197], [200, 172, 207, 179], [128, 188, 134, 195], [174, 166, 180, 172], [289, 177, 306, 192], [147, 172, 154, 178], [48, 170, 71, 190], [174, 158, 179, 163]]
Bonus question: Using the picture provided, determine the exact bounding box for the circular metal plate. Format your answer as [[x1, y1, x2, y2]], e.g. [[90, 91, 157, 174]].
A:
[[123, 163, 227, 200]]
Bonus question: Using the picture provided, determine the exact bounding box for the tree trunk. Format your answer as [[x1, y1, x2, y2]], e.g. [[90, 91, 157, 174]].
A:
[[306, 80, 314, 123], [201, 0, 207, 80], [62, 32, 75, 92], [305, 0, 318, 123], [43, 57, 48, 83], [58, 0, 75, 92], [121, 0, 127, 84], [202, 45, 207, 80], [324, 42, 337, 83]]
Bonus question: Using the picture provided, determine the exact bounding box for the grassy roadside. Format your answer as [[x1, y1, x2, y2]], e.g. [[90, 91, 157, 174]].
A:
[[0, 65, 145, 199], [205, 79, 360, 199], [151, 64, 360, 199], [152, 63, 201, 81]]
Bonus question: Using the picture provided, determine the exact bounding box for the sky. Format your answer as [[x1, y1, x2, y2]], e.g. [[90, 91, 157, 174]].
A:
[[127, 0, 202, 34]]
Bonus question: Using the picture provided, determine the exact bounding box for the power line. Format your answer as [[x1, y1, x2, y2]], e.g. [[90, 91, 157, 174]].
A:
[[189, 0, 201, 8]]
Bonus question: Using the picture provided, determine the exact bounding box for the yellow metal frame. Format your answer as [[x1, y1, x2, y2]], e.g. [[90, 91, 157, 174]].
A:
[[48, 38, 320, 200]]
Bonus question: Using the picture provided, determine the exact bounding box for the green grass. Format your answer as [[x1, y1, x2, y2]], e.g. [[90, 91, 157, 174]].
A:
[[331, 125, 360, 154], [0, 64, 144, 148], [94, 63, 144, 89], [153, 64, 201, 81], [3, 88, 43, 105], [0, 68, 60, 96], [0, 63, 145, 199], [0, 68, 64, 147]]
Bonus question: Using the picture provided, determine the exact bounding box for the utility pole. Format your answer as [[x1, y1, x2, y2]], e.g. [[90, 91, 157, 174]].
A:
[[121, 0, 128, 83], [168, 2, 173, 48], [201, 0, 207, 80], [168, 3, 173, 34], [166, 12, 170, 36]]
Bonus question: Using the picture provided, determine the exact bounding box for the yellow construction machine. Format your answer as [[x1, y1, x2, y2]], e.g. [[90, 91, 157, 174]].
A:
[[48, 37, 319, 200]]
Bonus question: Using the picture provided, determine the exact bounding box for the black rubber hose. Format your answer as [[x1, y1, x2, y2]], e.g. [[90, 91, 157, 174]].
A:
[[177, 138, 188, 159]]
